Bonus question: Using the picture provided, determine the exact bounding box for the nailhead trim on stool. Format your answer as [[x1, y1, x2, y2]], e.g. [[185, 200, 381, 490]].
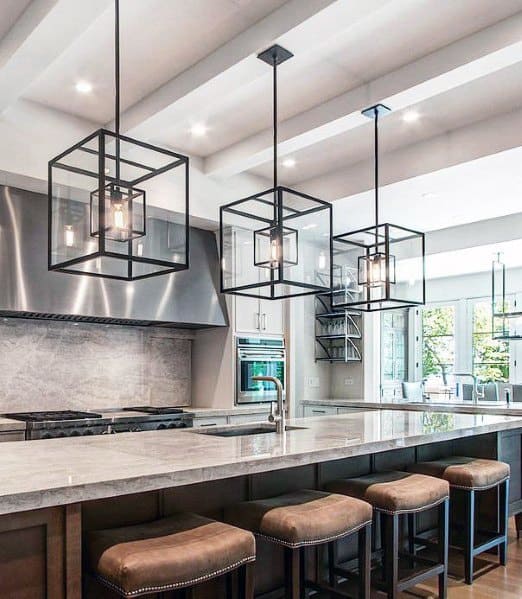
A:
[[408, 457, 510, 584], [225, 489, 373, 599], [325, 471, 450, 599], [87, 512, 256, 598]]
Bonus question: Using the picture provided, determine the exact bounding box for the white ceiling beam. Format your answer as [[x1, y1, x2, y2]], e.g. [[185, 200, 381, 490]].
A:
[[120, 0, 390, 137], [300, 106, 522, 204], [0, 0, 113, 114], [205, 12, 522, 177]]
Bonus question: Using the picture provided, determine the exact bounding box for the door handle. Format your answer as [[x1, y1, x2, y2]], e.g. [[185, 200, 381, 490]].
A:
[[255, 312, 260, 330], [262, 313, 267, 330]]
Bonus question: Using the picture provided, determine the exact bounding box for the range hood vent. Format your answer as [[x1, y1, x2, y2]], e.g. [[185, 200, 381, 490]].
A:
[[0, 186, 228, 328]]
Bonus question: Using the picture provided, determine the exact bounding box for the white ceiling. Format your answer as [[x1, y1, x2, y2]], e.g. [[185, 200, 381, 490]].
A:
[[0, 0, 520, 237]]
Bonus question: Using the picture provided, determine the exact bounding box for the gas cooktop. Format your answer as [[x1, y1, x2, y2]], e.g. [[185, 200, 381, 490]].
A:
[[7, 410, 102, 422]]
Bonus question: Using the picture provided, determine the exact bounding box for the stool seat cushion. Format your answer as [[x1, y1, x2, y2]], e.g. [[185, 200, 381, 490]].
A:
[[408, 457, 510, 489], [224, 489, 372, 548], [87, 513, 255, 597], [326, 471, 449, 514]]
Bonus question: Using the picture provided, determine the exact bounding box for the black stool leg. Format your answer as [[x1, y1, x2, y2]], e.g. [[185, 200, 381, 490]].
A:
[[407, 512, 416, 568], [359, 523, 371, 599], [499, 479, 509, 566], [285, 547, 300, 599], [238, 562, 255, 599], [225, 571, 234, 599], [328, 541, 338, 588], [384, 513, 399, 599], [464, 489, 475, 585], [380, 512, 387, 581], [438, 498, 449, 599]]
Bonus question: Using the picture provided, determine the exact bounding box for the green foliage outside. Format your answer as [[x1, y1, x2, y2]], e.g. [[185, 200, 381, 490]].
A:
[[472, 302, 509, 382], [422, 306, 454, 385], [422, 302, 509, 385]]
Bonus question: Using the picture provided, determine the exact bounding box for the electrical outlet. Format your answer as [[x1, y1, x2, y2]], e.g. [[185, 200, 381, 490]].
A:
[[307, 376, 320, 388], [344, 378, 354, 386]]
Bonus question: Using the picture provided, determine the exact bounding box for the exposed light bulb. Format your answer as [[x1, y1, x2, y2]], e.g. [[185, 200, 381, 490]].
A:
[[318, 251, 326, 270], [270, 238, 280, 267], [136, 242, 144, 257], [64, 225, 75, 248], [112, 203, 125, 230]]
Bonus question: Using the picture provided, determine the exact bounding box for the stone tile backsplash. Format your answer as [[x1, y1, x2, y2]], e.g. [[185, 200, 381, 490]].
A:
[[0, 318, 192, 412]]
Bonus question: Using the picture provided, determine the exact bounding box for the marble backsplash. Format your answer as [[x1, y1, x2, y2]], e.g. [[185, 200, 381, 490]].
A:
[[0, 318, 192, 413]]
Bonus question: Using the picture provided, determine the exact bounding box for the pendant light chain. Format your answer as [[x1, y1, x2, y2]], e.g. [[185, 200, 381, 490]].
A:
[[114, 0, 121, 180]]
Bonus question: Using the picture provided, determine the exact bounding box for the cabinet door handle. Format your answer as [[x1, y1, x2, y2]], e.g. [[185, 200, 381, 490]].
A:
[[255, 313, 260, 330], [262, 313, 267, 330]]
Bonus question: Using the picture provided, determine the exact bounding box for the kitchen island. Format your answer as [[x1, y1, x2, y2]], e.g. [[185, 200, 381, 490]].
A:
[[1, 409, 521, 598]]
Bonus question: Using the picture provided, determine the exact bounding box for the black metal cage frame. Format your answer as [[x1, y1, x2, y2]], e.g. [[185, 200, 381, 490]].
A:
[[48, 128, 189, 281], [332, 222, 426, 312], [220, 185, 333, 300]]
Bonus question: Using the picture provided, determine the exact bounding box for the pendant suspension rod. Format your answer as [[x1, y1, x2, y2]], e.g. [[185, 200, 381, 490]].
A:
[[273, 56, 278, 221], [374, 106, 379, 247], [115, 0, 120, 180]]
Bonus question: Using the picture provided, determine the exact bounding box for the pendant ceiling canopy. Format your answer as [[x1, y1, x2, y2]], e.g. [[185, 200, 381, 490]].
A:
[[492, 253, 522, 340], [48, 0, 189, 281], [332, 104, 425, 311], [220, 44, 332, 300]]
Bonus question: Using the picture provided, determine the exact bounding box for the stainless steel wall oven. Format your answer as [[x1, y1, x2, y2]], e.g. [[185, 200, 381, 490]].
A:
[[236, 337, 286, 404]]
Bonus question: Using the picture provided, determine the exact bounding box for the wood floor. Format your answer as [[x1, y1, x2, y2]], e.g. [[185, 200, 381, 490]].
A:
[[402, 520, 522, 599]]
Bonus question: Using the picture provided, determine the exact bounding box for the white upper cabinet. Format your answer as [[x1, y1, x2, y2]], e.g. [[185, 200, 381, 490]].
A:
[[234, 296, 284, 336]]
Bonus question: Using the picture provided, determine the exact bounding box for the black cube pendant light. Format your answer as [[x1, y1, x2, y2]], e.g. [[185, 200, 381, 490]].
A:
[[48, 0, 189, 281], [332, 104, 425, 311], [220, 45, 332, 300]]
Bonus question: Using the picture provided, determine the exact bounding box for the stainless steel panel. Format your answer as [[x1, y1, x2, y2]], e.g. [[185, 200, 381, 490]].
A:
[[0, 185, 228, 328]]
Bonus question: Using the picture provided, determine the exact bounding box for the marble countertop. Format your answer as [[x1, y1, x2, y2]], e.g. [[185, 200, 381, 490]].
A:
[[0, 417, 25, 432], [0, 409, 521, 515], [301, 399, 522, 416]]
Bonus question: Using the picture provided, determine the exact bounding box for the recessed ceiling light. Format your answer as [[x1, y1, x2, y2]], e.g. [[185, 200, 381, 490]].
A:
[[190, 123, 207, 137], [282, 158, 296, 168], [402, 110, 420, 123], [75, 80, 93, 94]]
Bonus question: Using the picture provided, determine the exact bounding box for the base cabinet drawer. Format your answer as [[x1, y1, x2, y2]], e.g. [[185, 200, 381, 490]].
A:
[[228, 413, 269, 425], [0, 431, 25, 442], [303, 405, 338, 417], [192, 416, 228, 428], [336, 407, 370, 414]]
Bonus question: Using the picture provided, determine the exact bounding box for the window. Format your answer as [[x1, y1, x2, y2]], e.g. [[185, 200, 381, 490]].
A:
[[381, 310, 408, 382], [472, 300, 509, 382], [422, 305, 455, 388]]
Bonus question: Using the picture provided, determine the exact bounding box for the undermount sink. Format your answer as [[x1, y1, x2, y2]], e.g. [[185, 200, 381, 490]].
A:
[[195, 424, 306, 437]]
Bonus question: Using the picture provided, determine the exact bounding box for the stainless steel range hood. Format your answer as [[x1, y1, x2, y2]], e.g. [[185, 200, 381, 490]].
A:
[[0, 185, 228, 328]]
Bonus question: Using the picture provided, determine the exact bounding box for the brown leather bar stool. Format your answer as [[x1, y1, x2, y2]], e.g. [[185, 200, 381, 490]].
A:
[[87, 512, 256, 598], [326, 471, 450, 599], [409, 456, 510, 584], [225, 489, 373, 598]]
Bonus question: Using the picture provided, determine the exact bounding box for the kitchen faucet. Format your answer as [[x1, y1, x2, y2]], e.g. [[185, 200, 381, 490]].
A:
[[252, 376, 285, 434], [453, 373, 485, 404]]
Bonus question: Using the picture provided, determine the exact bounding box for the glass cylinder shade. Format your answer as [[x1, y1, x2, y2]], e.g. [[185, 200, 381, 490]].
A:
[[49, 129, 189, 281], [332, 223, 425, 311], [220, 186, 332, 299]]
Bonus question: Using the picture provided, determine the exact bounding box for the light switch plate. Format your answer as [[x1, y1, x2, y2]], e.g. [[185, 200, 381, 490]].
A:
[[307, 376, 320, 388], [344, 378, 354, 386]]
